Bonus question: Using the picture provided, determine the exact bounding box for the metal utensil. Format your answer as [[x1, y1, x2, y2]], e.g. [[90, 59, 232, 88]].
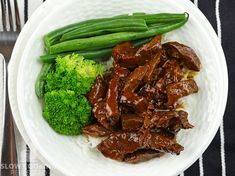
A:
[[0, 0, 21, 175]]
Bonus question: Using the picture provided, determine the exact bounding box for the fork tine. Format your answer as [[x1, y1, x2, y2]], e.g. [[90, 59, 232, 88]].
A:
[[6, 0, 13, 31], [14, 0, 21, 31], [1, 0, 7, 31]]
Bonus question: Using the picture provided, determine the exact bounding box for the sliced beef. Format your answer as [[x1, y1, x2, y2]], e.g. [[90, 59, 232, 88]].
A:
[[88, 76, 107, 105], [136, 35, 162, 56], [106, 77, 120, 120], [89, 35, 201, 163], [144, 52, 161, 84], [121, 64, 150, 112], [124, 149, 164, 163], [121, 113, 144, 131], [92, 101, 109, 128], [156, 60, 184, 92], [122, 65, 149, 93], [83, 123, 112, 137], [97, 131, 183, 161], [154, 92, 168, 109], [114, 66, 130, 78], [169, 111, 194, 132], [143, 110, 193, 130], [141, 131, 184, 155], [92, 76, 122, 129], [112, 35, 162, 69], [97, 132, 141, 161], [163, 42, 201, 71], [120, 92, 148, 113], [138, 84, 158, 101], [103, 69, 114, 83], [112, 42, 140, 68], [166, 79, 199, 106], [114, 66, 130, 91]]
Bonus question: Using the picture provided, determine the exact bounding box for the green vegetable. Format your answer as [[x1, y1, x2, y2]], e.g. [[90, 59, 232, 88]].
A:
[[60, 19, 148, 41], [61, 26, 149, 40], [45, 54, 105, 94], [43, 15, 130, 49], [43, 90, 91, 135], [44, 13, 187, 48], [132, 12, 147, 16], [35, 63, 53, 98], [43, 54, 105, 135], [39, 48, 112, 63], [132, 37, 153, 47], [39, 37, 155, 64], [129, 13, 188, 24], [49, 19, 188, 54]]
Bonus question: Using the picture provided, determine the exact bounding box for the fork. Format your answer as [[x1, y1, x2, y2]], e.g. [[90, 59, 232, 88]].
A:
[[0, 0, 21, 175]]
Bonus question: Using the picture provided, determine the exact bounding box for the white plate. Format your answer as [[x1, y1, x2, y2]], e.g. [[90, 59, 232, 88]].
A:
[[9, 0, 228, 176]]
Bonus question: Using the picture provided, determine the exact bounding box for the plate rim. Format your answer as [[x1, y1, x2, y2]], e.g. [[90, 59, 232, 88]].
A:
[[9, 0, 228, 175]]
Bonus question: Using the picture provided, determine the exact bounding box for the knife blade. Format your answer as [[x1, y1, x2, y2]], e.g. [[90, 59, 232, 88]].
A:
[[0, 53, 6, 160]]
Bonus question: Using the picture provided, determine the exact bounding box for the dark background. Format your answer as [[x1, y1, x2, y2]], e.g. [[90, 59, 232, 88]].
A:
[[184, 0, 235, 175]]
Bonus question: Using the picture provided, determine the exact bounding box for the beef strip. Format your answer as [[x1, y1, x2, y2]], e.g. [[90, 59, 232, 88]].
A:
[[158, 49, 169, 67], [166, 79, 199, 106], [88, 76, 107, 105], [154, 92, 168, 109], [112, 42, 140, 68], [143, 110, 193, 130], [97, 131, 183, 162], [150, 128, 176, 140], [163, 42, 201, 71], [138, 84, 158, 101], [114, 66, 130, 78], [143, 53, 161, 84], [114, 66, 130, 92], [122, 65, 149, 93], [92, 66, 132, 129], [93, 77, 120, 129], [103, 69, 114, 83], [124, 149, 164, 163], [106, 77, 120, 119], [141, 131, 184, 155], [121, 113, 144, 131], [136, 35, 162, 56], [120, 64, 149, 112], [169, 111, 194, 132], [112, 35, 162, 69], [83, 123, 112, 137], [97, 132, 141, 161], [156, 60, 184, 92], [92, 101, 108, 128], [120, 92, 148, 113]]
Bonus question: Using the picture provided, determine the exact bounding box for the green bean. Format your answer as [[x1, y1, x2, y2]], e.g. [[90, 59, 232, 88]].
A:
[[61, 26, 148, 40], [43, 15, 130, 48], [49, 18, 188, 54], [35, 63, 53, 98], [40, 48, 112, 63], [111, 14, 129, 18], [130, 13, 188, 24], [44, 13, 187, 48], [61, 19, 148, 41], [132, 37, 153, 47], [132, 12, 147, 16], [40, 36, 160, 63]]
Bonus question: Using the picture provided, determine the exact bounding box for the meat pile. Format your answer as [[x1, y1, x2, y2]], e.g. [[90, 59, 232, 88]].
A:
[[83, 35, 201, 163]]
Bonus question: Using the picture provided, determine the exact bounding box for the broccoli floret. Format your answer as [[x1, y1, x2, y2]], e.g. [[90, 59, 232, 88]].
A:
[[43, 90, 91, 135], [45, 54, 105, 94], [43, 54, 105, 135]]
